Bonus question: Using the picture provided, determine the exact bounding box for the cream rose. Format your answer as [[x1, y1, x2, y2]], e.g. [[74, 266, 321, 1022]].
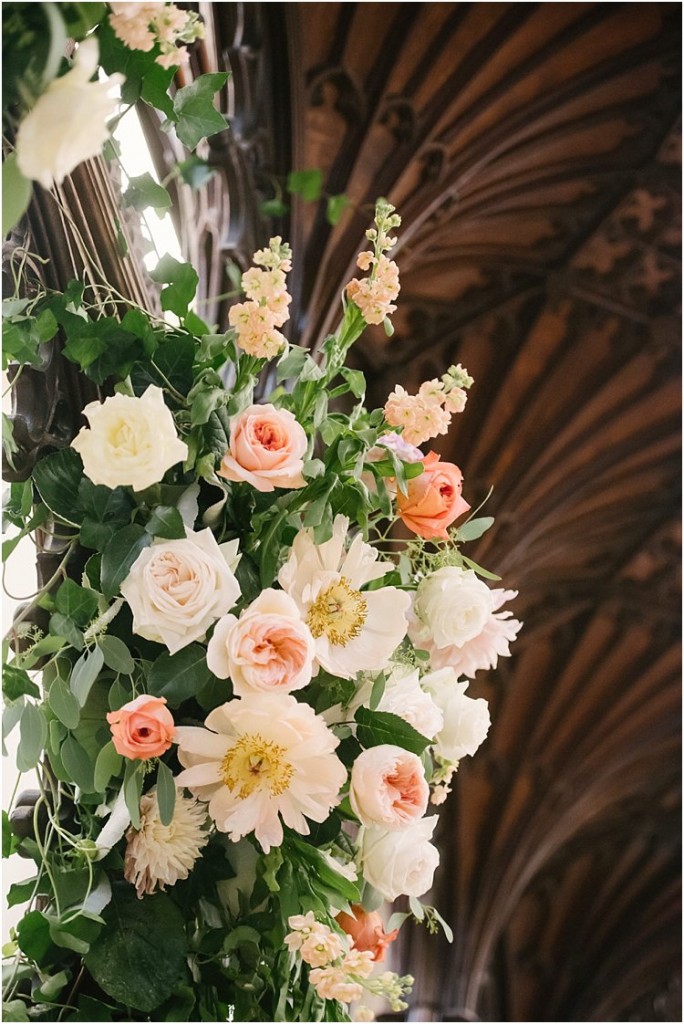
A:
[[359, 816, 440, 901], [218, 404, 307, 492], [71, 385, 188, 491], [349, 745, 429, 829], [410, 567, 494, 650], [120, 529, 241, 653], [422, 669, 491, 762], [207, 589, 315, 695], [16, 38, 124, 190]]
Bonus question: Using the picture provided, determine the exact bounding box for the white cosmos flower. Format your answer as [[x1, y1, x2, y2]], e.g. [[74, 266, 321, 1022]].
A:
[[277, 515, 410, 679], [175, 693, 347, 853]]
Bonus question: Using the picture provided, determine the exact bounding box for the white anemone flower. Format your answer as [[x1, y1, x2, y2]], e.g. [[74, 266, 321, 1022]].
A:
[[175, 693, 347, 853], [277, 515, 410, 679]]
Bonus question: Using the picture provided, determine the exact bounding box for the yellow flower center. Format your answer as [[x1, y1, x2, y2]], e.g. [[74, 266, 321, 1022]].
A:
[[221, 734, 293, 799], [306, 576, 367, 646]]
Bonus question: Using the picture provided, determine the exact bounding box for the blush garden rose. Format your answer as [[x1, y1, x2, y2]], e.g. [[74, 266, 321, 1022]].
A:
[[218, 404, 307, 492]]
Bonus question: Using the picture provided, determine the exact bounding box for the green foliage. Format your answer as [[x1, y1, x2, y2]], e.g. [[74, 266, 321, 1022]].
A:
[[123, 172, 172, 213], [150, 255, 200, 319], [355, 707, 431, 755], [287, 169, 324, 202], [172, 73, 229, 150], [147, 644, 216, 707], [100, 525, 150, 600], [1, 153, 32, 237]]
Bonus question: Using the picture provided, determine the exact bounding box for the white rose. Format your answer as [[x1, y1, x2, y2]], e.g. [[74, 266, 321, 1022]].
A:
[[359, 816, 440, 900], [349, 745, 429, 829], [121, 529, 241, 654], [71, 385, 188, 491], [423, 668, 491, 761], [410, 567, 493, 649], [15, 38, 124, 190], [375, 667, 444, 739]]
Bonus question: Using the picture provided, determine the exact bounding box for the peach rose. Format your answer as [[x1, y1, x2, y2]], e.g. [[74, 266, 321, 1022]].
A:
[[218, 404, 307, 492], [349, 744, 429, 829], [397, 451, 470, 540], [336, 905, 399, 963], [106, 695, 175, 760], [206, 589, 315, 695]]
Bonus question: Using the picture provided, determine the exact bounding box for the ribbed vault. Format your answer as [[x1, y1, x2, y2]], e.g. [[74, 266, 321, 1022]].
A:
[[181, 4, 679, 1020]]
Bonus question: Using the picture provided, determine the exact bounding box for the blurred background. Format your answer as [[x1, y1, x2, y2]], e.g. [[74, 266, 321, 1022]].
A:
[[9, 3, 681, 1021]]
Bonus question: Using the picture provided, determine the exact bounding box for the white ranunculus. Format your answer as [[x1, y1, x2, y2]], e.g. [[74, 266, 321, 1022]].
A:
[[422, 668, 491, 761], [410, 567, 494, 650], [359, 816, 440, 901], [120, 530, 241, 654], [71, 385, 188, 492], [15, 38, 124, 190]]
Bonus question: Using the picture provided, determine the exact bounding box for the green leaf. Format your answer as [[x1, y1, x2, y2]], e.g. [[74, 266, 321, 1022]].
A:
[[3, 665, 39, 702], [177, 155, 216, 189], [149, 255, 199, 319], [455, 516, 495, 542], [2, 810, 14, 858], [47, 678, 80, 729], [147, 645, 215, 708], [260, 198, 288, 218], [2, 1001, 29, 1022], [97, 635, 135, 676], [101, 525, 150, 600], [144, 506, 186, 540], [287, 168, 323, 202], [7, 876, 43, 907], [354, 707, 431, 756], [123, 173, 172, 212], [172, 72, 228, 149], [36, 969, 70, 1001], [369, 672, 386, 712], [61, 734, 95, 791], [276, 344, 309, 383], [94, 740, 122, 792], [16, 910, 53, 964], [85, 885, 188, 1013], [70, 646, 105, 707], [33, 448, 83, 526], [461, 555, 501, 581], [17, 702, 47, 772], [339, 366, 366, 399], [156, 761, 176, 826], [55, 579, 98, 627], [124, 763, 144, 829], [2, 153, 32, 237], [49, 612, 84, 651], [326, 193, 351, 225]]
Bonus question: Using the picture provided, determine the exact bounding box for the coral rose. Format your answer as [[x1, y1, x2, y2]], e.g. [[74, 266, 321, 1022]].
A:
[[218, 404, 307, 492], [349, 745, 429, 829], [336, 905, 398, 963], [396, 451, 470, 540], [106, 695, 175, 760]]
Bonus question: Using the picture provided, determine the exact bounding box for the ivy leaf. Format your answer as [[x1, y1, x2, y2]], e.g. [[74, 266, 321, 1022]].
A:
[[147, 645, 215, 708], [3, 665, 39, 702], [287, 169, 323, 202], [149, 255, 199, 319], [177, 155, 216, 189], [145, 506, 186, 540], [172, 73, 228, 149], [16, 910, 53, 965], [156, 761, 176, 826], [33, 448, 84, 526], [85, 885, 188, 1013], [101, 525, 151, 600], [354, 707, 431, 756], [326, 193, 351, 225], [98, 18, 175, 118], [2, 153, 32, 237], [123, 173, 172, 213], [55, 579, 98, 627]]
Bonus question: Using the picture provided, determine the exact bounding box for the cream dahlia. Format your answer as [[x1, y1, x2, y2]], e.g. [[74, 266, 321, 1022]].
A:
[[278, 515, 410, 679], [124, 788, 208, 898], [174, 693, 347, 852]]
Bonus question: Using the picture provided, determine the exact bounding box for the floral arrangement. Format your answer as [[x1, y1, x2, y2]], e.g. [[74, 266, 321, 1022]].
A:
[[2, 5, 521, 1023]]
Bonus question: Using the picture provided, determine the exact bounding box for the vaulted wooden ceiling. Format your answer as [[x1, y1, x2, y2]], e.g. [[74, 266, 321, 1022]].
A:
[[14, 3, 680, 1021], [180, 4, 680, 1020]]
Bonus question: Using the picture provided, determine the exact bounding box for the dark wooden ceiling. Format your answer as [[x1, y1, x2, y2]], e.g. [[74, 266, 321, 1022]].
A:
[[183, 4, 680, 1020], [14, 2, 680, 1021]]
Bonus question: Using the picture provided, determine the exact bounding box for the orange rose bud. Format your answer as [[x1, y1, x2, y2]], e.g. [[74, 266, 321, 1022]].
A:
[[106, 695, 175, 760], [397, 451, 470, 540], [336, 905, 399, 963]]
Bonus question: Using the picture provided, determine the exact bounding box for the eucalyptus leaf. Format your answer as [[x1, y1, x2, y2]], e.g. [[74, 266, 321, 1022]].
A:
[[124, 764, 144, 830], [455, 516, 495, 542], [97, 635, 135, 675], [61, 734, 95, 792], [156, 760, 176, 826], [461, 555, 502, 581], [94, 741, 122, 792], [47, 678, 80, 730], [70, 646, 105, 707], [17, 702, 47, 772]]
